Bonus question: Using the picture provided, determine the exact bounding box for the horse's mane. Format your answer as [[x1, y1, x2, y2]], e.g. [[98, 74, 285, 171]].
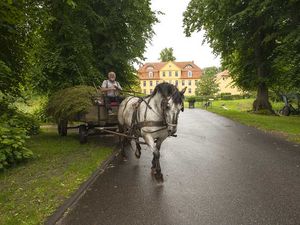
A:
[[151, 83, 183, 104]]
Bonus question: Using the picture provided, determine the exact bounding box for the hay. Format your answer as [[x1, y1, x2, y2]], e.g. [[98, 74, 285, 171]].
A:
[[47, 85, 100, 121]]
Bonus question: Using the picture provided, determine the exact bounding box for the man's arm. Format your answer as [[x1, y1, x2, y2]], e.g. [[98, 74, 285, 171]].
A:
[[115, 82, 122, 90]]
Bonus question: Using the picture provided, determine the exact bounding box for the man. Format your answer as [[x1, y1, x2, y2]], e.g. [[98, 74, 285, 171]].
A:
[[100, 71, 123, 114]]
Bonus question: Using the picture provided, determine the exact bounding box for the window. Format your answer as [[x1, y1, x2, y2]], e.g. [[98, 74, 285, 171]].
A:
[[143, 89, 146, 94], [188, 71, 193, 77], [185, 64, 193, 69], [188, 88, 191, 94], [188, 80, 191, 85], [162, 71, 165, 77], [150, 81, 153, 86], [156, 80, 159, 85], [169, 71, 172, 77], [175, 80, 178, 86], [143, 81, 146, 87], [146, 66, 154, 70], [182, 80, 185, 86], [175, 71, 178, 77], [150, 89, 153, 94], [148, 71, 153, 78], [195, 80, 198, 85]]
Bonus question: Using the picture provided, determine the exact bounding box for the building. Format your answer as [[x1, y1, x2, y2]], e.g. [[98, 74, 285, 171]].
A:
[[138, 61, 202, 96], [215, 70, 243, 95]]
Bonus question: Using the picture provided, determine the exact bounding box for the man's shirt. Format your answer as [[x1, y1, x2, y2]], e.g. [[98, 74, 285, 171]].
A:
[[101, 80, 122, 97]]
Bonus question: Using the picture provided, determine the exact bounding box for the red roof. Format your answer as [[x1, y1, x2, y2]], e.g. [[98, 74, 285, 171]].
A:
[[138, 61, 202, 80]]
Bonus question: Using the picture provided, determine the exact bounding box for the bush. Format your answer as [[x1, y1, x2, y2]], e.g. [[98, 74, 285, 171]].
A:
[[32, 99, 51, 123], [13, 112, 40, 135], [186, 96, 196, 102], [221, 95, 233, 100], [231, 94, 243, 100], [0, 117, 33, 169], [0, 96, 38, 169]]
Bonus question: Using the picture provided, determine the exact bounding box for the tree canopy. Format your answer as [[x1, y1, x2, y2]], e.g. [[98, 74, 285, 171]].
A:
[[0, 0, 158, 96], [159, 47, 176, 62], [195, 67, 219, 96], [183, 0, 300, 111]]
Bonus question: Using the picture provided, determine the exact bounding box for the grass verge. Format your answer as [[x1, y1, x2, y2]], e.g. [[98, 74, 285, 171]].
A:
[[188, 99, 300, 144], [0, 127, 113, 225]]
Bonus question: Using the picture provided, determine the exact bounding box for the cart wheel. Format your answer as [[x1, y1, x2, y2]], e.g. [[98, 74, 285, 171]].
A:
[[79, 125, 88, 144], [282, 106, 290, 116], [58, 120, 68, 136]]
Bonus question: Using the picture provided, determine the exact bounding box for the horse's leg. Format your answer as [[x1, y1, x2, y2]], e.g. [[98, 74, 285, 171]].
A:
[[144, 135, 163, 181], [156, 138, 163, 151], [135, 141, 141, 158]]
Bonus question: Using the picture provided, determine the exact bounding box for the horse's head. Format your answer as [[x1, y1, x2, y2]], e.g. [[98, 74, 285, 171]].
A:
[[154, 84, 186, 136]]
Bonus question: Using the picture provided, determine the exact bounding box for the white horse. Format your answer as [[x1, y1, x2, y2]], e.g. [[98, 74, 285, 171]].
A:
[[118, 83, 186, 181]]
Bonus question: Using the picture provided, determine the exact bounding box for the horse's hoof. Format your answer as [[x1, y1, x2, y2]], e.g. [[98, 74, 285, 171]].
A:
[[155, 173, 164, 182], [151, 167, 156, 174]]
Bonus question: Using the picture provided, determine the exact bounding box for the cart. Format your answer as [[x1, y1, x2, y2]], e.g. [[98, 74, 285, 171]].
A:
[[57, 94, 121, 144]]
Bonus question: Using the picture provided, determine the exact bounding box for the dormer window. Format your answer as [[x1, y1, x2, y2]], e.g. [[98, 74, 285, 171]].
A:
[[148, 71, 153, 78], [185, 64, 193, 69], [188, 71, 193, 77], [146, 66, 154, 70]]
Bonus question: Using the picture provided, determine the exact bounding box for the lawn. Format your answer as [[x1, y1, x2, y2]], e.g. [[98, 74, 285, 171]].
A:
[[0, 127, 113, 225], [188, 98, 300, 143]]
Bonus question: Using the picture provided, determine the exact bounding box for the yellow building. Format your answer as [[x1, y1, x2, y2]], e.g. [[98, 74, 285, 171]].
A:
[[216, 70, 243, 95], [138, 61, 202, 96]]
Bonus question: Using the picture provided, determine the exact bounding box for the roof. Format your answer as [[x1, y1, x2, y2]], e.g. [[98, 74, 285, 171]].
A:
[[138, 61, 202, 79], [216, 70, 230, 79]]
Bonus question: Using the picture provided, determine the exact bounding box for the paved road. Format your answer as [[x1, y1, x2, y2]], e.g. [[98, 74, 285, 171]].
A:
[[58, 109, 300, 225]]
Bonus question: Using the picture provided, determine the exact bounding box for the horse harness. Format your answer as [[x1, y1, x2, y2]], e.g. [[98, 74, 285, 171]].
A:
[[123, 94, 179, 138]]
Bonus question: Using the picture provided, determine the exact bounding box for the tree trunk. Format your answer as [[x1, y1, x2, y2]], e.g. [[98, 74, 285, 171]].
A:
[[252, 82, 273, 112], [252, 22, 273, 113]]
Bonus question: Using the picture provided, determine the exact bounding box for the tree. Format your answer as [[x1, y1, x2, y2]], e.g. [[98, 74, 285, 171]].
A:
[[195, 69, 219, 96], [0, 1, 30, 96], [202, 66, 220, 78], [34, 0, 158, 94], [159, 47, 176, 62], [183, 0, 300, 112]]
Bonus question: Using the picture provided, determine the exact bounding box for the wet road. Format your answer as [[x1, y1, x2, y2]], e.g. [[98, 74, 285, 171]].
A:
[[58, 109, 300, 225]]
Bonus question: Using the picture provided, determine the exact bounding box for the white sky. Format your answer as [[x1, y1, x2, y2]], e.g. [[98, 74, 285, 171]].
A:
[[143, 0, 221, 69]]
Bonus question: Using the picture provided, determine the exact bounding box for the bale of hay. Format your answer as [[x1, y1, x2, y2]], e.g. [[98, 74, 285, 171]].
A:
[[47, 85, 100, 121]]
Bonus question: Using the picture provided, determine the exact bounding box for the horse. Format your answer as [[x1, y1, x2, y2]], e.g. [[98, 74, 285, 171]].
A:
[[118, 83, 186, 181]]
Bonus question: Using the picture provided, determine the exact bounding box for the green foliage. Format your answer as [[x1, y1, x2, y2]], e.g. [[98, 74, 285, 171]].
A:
[[0, 117, 33, 170], [47, 85, 97, 121], [186, 96, 196, 102], [34, 0, 158, 94], [13, 112, 40, 136], [0, 1, 27, 96], [183, 0, 299, 110], [0, 95, 39, 169], [202, 66, 220, 77], [195, 72, 219, 96], [159, 47, 176, 62]]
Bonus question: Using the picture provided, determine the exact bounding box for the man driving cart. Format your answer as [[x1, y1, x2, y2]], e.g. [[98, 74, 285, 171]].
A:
[[100, 71, 123, 114]]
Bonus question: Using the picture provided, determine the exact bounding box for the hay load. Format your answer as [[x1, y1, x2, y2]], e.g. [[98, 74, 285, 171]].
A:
[[47, 85, 99, 122]]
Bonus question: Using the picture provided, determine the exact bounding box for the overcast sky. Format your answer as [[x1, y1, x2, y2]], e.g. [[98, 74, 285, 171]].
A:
[[143, 0, 221, 69]]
